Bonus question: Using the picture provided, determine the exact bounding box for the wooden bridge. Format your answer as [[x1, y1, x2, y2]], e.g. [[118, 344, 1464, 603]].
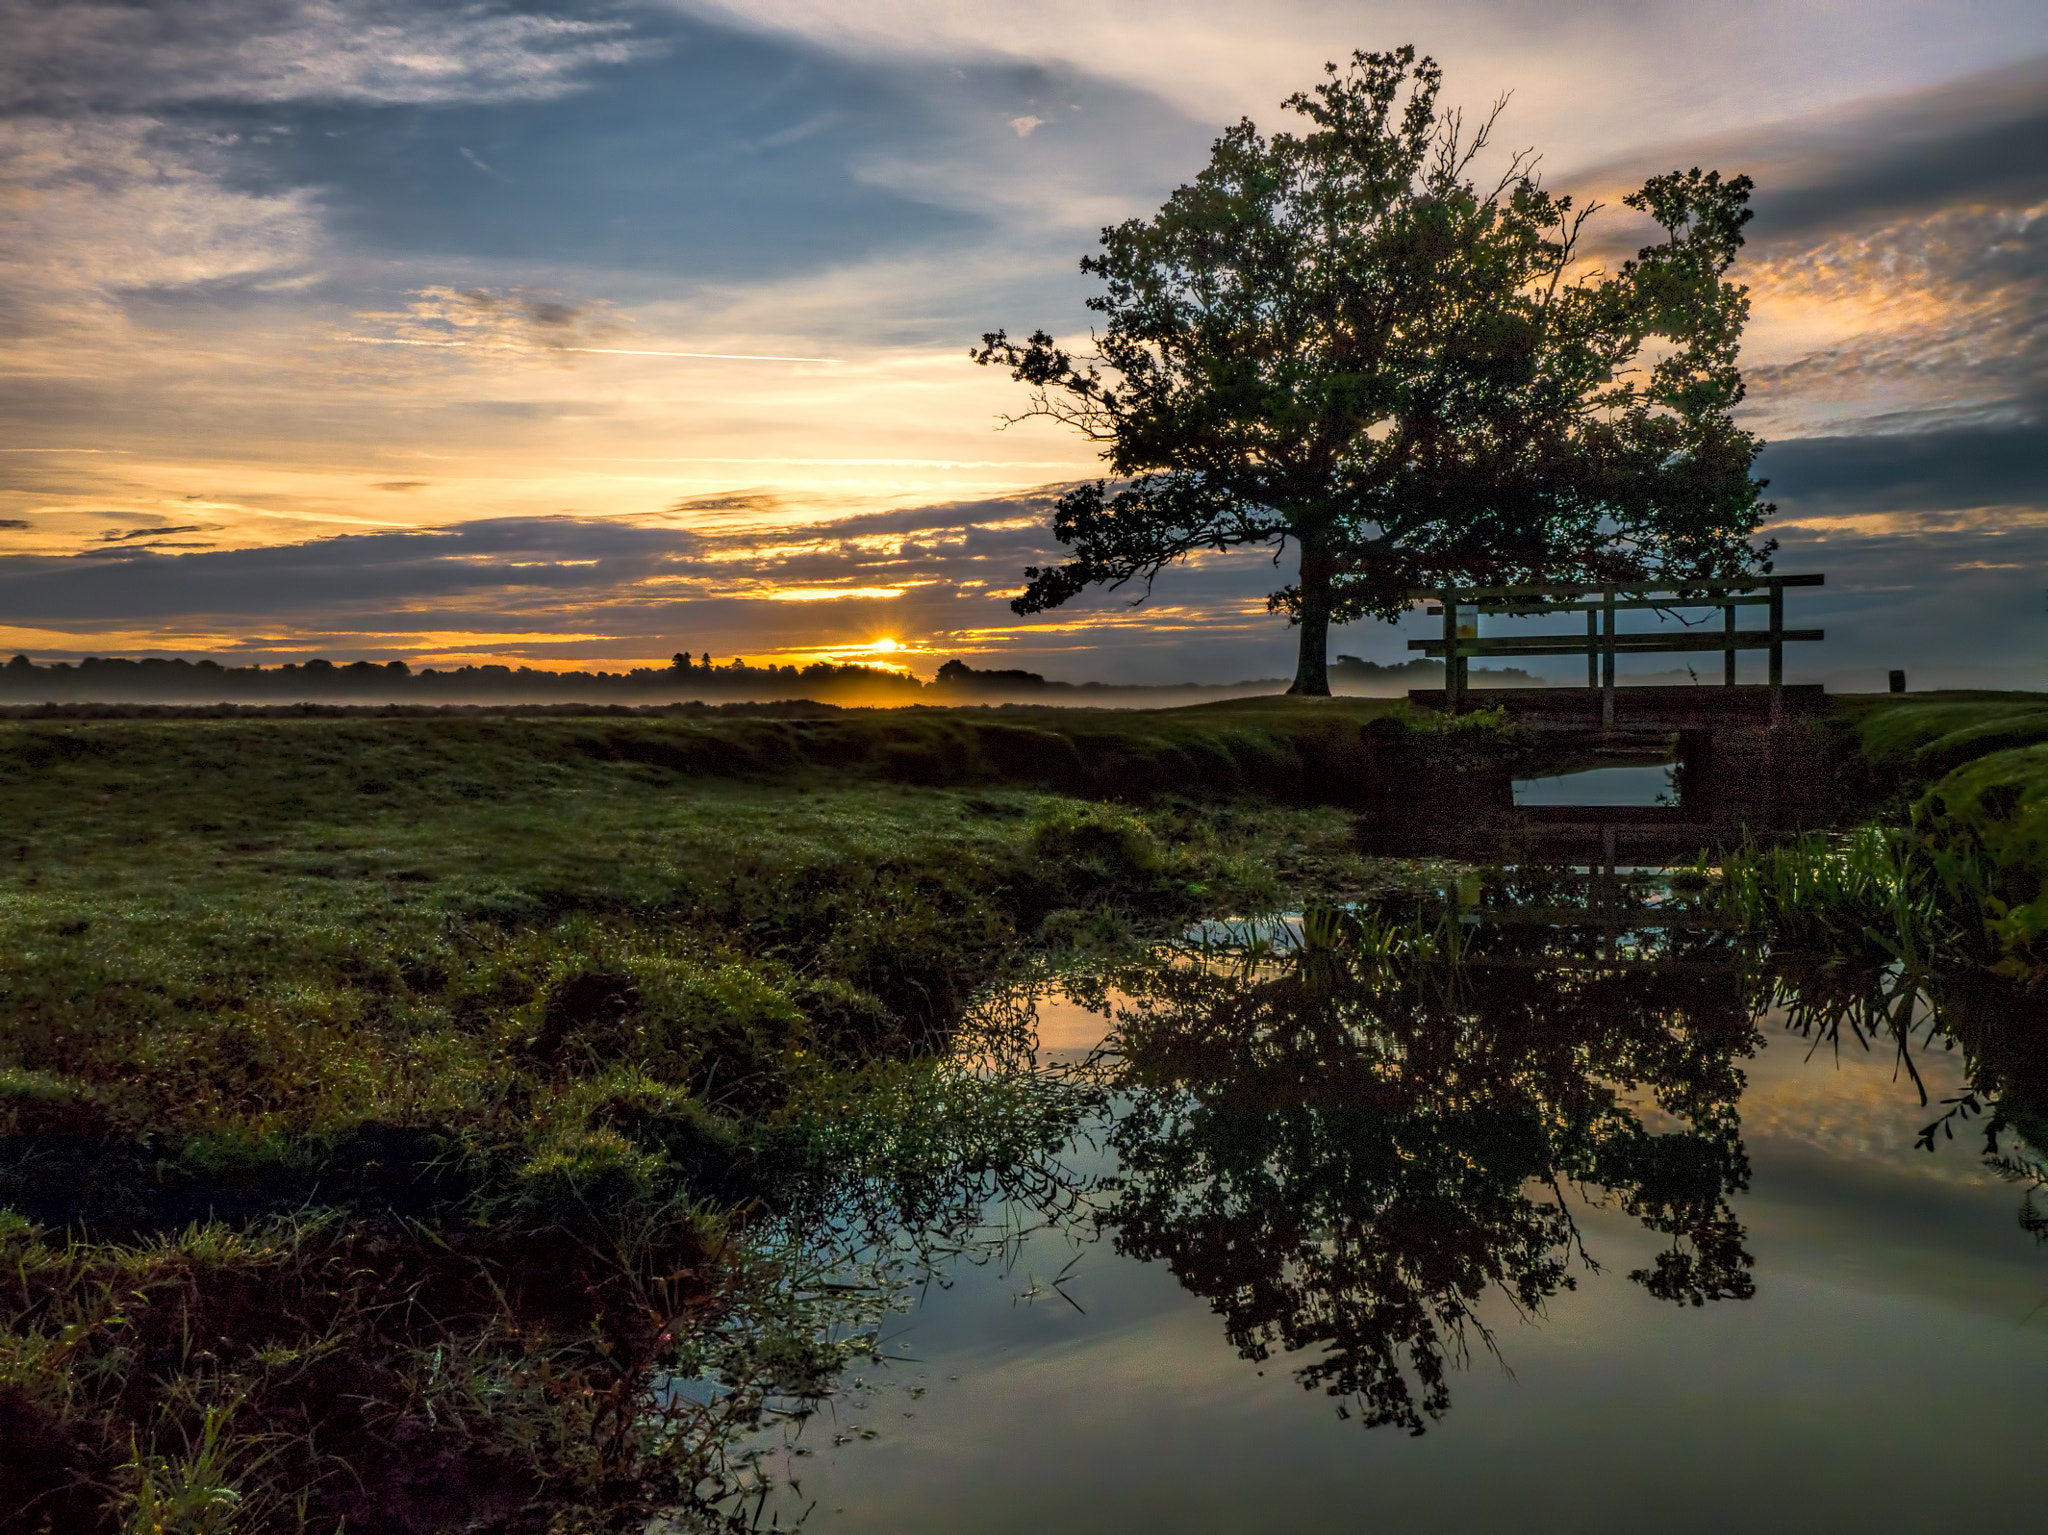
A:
[[1357, 575, 1836, 863], [1407, 573, 1824, 726]]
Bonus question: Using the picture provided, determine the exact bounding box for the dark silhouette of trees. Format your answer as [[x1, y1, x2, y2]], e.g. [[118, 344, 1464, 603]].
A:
[[0, 653, 926, 704], [976, 46, 1773, 694]]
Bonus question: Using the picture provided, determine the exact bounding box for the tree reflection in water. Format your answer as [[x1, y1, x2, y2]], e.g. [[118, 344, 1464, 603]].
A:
[[1080, 870, 1761, 1434]]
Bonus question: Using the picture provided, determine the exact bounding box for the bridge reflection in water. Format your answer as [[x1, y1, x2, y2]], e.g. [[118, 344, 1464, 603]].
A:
[[1360, 683, 1840, 863]]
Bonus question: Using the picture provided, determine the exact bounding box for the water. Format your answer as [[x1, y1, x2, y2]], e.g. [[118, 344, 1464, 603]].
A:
[[798, 1049, 2045, 1531], [1513, 763, 1676, 806], [745, 877, 2048, 1531]]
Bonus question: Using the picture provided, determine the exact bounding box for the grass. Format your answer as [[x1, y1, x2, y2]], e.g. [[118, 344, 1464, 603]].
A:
[[1806, 695, 2048, 975], [0, 705, 1407, 1531], [1652, 693, 2048, 1249], [4, 692, 2042, 1515], [1828, 691, 2048, 807], [0, 694, 1432, 806], [1718, 814, 2048, 1216]]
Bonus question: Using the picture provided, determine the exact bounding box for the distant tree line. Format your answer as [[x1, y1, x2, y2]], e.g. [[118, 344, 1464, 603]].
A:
[[0, 653, 926, 704], [0, 651, 1534, 704]]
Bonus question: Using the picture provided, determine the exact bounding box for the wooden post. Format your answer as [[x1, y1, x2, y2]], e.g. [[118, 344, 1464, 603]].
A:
[[1442, 588, 1461, 714], [1723, 600, 1737, 686], [1768, 578, 1784, 724], [1586, 609, 1598, 688], [1600, 586, 1616, 731]]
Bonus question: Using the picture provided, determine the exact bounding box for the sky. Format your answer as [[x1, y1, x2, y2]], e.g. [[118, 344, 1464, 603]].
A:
[[3, 0, 2046, 688]]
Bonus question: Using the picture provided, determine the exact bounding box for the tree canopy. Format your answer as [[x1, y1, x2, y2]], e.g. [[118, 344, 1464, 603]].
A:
[[974, 45, 1774, 694]]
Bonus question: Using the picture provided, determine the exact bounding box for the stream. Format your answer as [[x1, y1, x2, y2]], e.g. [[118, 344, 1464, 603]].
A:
[[724, 869, 2048, 1532]]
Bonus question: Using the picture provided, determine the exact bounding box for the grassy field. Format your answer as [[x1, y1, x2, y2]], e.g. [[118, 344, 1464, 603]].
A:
[[0, 702, 1412, 1532], [0, 693, 1424, 802]]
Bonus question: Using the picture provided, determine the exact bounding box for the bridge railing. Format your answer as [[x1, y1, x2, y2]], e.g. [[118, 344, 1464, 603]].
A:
[[1406, 573, 1824, 725]]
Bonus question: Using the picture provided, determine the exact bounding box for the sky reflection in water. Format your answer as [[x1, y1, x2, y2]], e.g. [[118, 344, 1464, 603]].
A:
[[1512, 763, 1677, 808], [771, 877, 2048, 1532]]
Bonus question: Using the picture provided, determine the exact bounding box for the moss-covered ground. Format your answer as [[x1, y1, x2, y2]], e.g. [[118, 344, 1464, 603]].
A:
[[1829, 690, 2048, 799]]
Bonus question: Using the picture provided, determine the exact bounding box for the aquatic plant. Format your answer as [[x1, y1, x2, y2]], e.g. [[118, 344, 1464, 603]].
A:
[[1705, 820, 2048, 1244]]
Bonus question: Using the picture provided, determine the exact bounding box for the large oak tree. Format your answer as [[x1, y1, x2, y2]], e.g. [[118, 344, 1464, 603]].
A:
[[975, 46, 1774, 695]]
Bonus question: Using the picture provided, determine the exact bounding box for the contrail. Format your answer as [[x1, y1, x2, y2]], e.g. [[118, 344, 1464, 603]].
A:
[[339, 335, 839, 363]]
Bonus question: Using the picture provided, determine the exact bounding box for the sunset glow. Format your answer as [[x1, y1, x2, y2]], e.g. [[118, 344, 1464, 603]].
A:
[[2, 2, 2045, 687]]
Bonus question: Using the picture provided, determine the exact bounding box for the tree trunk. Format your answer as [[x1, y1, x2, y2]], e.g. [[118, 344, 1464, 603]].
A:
[[1287, 531, 1335, 696]]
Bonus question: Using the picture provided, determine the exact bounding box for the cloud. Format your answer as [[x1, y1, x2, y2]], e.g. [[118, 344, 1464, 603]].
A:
[[0, 114, 320, 337], [194, 16, 1021, 282], [665, 493, 783, 516], [1738, 201, 2048, 435], [1549, 55, 2048, 436], [1759, 423, 2048, 514], [1566, 52, 2048, 230], [0, 3, 1192, 528], [352, 286, 630, 355], [0, 491, 1298, 673], [3, 1, 2047, 687], [0, 516, 699, 624], [0, 0, 647, 113], [675, 0, 2048, 174], [1737, 56, 2048, 241], [101, 524, 210, 541], [0, 478, 2041, 687]]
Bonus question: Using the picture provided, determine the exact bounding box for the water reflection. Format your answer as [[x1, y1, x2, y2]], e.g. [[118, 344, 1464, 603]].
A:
[[765, 866, 2048, 1531], [1513, 762, 1676, 806], [1081, 873, 1759, 1432]]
